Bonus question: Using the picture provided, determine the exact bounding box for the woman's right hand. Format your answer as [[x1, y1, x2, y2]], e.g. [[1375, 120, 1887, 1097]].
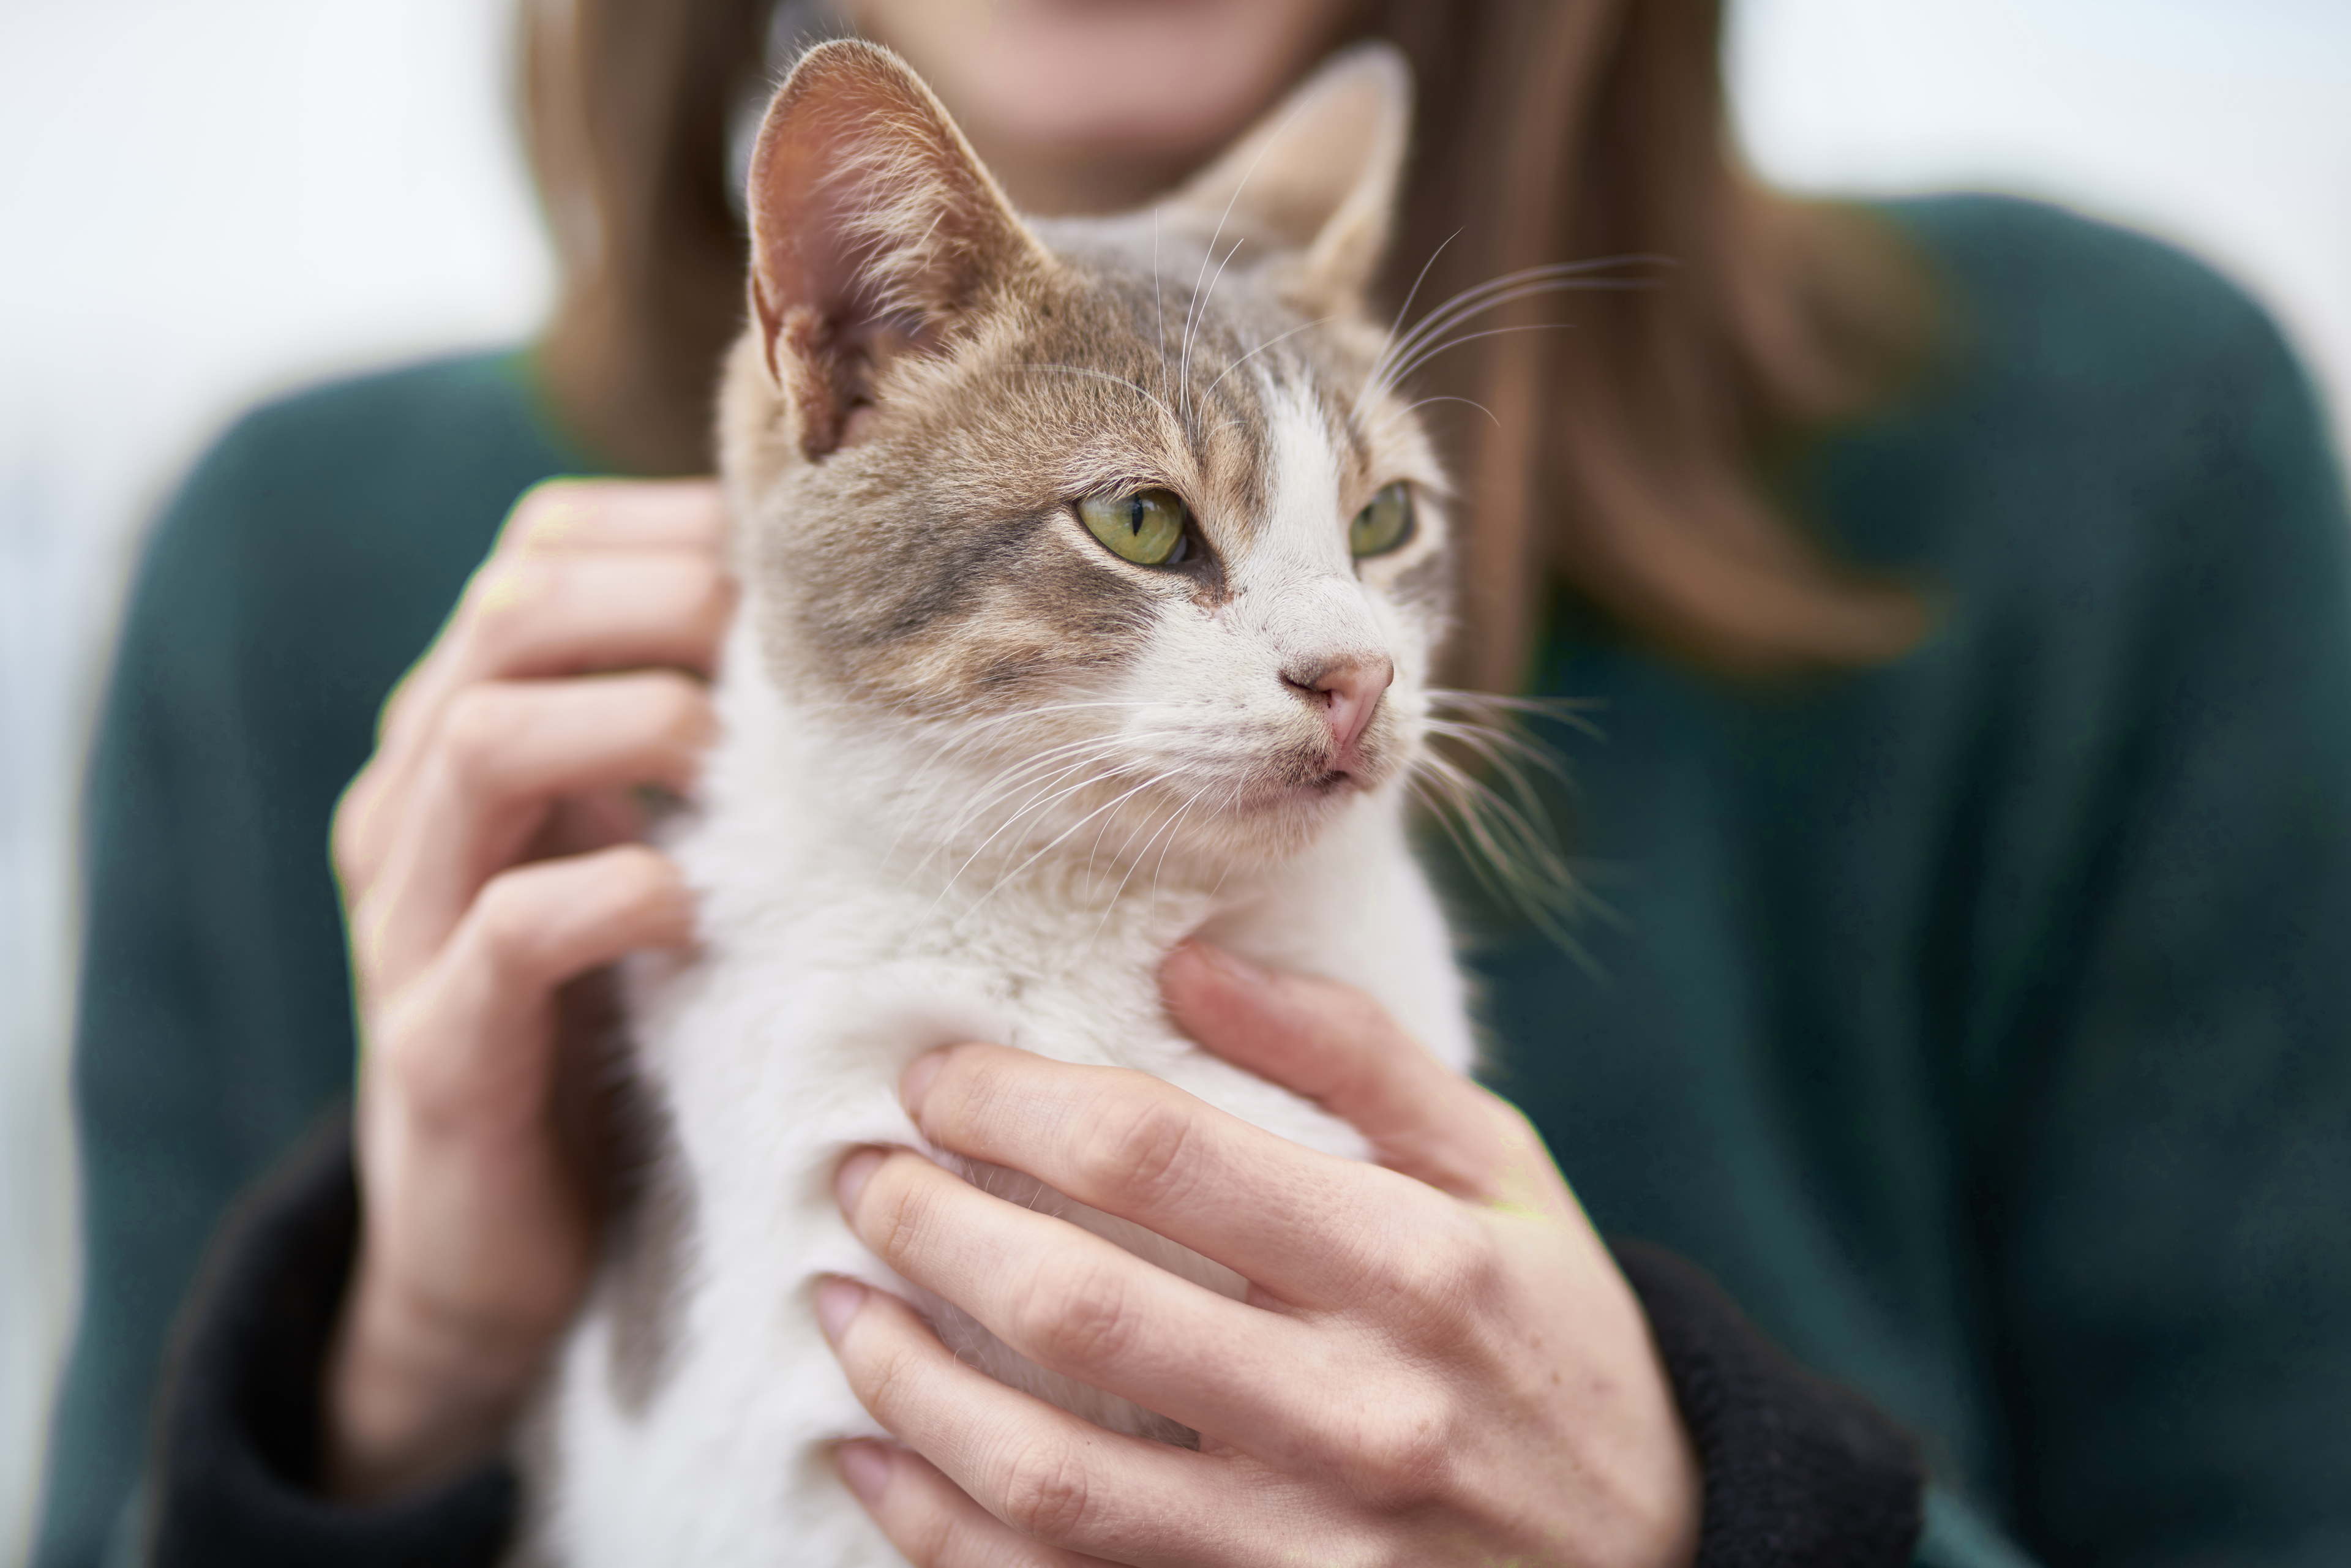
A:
[[323, 478, 733, 1501]]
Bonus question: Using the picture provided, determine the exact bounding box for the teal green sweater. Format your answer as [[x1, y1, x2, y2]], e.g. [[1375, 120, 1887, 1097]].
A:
[[39, 196, 2351, 1567]]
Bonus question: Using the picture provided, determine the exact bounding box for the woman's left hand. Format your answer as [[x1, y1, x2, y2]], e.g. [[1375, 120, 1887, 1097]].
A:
[[817, 942, 1701, 1568]]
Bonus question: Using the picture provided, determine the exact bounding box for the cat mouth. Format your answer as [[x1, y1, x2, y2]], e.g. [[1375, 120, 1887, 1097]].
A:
[[1253, 760, 1371, 810]]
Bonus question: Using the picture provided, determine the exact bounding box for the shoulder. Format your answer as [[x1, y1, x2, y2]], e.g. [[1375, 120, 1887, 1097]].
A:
[[1881, 190, 2304, 404], [1831, 195, 2345, 614], [152, 349, 581, 590], [124, 349, 590, 718]]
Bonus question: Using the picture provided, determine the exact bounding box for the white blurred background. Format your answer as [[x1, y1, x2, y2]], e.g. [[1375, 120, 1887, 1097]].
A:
[[2, 0, 2346, 1555]]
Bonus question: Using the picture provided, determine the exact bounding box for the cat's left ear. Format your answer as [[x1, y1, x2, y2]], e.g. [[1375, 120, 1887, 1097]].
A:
[[1161, 43, 1412, 311]]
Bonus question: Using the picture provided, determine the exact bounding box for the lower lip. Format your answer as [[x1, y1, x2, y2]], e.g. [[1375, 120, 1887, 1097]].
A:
[[1231, 768, 1360, 816]]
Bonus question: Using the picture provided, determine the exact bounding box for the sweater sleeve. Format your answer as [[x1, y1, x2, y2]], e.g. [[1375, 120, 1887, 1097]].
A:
[[1615, 1244, 1925, 1567], [1972, 283, 2351, 1564], [145, 1110, 517, 1568], [144, 1116, 1919, 1567]]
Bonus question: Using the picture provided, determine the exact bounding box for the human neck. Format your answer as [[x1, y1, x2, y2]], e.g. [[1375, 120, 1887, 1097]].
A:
[[961, 133, 1197, 220]]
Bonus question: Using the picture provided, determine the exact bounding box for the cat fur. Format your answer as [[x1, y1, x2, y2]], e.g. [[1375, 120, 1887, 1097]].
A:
[[514, 38, 1476, 1567]]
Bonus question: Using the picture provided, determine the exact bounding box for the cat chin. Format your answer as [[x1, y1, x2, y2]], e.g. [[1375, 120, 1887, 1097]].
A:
[[1208, 766, 1395, 852], [1240, 770, 1368, 816]]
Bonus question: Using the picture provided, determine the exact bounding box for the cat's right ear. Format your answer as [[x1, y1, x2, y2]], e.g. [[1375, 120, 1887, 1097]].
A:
[[1161, 43, 1412, 313], [745, 40, 1046, 459]]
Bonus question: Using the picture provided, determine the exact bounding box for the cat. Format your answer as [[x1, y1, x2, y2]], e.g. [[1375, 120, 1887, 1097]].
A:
[[513, 37, 1479, 1567]]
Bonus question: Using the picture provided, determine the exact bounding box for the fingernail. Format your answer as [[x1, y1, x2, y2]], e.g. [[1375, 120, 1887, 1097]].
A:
[[1181, 940, 1267, 985], [899, 1051, 945, 1117], [814, 1276, 867, 1342], [834, 1149, 885, 1212], [836, 1439, 893, 1504]]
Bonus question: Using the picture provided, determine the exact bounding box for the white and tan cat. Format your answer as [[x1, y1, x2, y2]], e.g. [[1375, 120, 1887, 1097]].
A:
[[516, 39, 1475, 1567]]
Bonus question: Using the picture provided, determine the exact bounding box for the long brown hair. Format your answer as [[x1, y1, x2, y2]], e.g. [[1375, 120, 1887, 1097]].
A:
[[524, 0, 1933, 686]]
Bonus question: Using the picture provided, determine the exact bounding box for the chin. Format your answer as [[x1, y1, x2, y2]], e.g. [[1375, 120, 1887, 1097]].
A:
[[871, 0, 1343, 172], [1213, 759, 1396, 853]]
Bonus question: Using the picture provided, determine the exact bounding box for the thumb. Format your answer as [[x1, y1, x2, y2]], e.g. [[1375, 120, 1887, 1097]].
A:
[[1160, 941, 1540, 1203]]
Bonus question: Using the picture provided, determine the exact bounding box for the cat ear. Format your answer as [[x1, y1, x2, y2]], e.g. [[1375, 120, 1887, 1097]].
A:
[[745, 40, 1046, 457], [1161, 43, 1412, 310]]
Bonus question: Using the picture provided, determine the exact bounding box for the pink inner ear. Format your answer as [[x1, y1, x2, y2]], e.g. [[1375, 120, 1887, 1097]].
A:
[[743, 42, 1030, 459]]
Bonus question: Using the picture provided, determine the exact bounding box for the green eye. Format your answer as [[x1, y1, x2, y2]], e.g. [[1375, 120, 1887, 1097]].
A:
[[1078, 489, 1190, 566], [1349, 482, 1415, 558]]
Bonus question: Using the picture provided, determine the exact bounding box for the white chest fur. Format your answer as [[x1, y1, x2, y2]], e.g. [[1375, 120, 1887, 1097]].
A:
[[516, 662, 1475, 1568]]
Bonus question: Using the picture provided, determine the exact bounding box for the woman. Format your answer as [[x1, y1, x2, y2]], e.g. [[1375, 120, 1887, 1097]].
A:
[[38, 1, 2351, 1564]]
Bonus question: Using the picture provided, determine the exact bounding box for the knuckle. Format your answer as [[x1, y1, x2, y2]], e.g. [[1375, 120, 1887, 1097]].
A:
[[329, 772, 381, 886], [605, 842, 683, 906], [504, 478, 590, 550], [345, 884, 396, 980], [1075, 1088, 1196, 1206], [1013, 1260, 1134, 1371], [1373, 1213, 1504, 1354], [853, 1334, 927, 1428], [911, 1044, 1000, 1142], [1326, 984, 1396, 1046], [689, 553, 729, 606], [995, 1440, 1095, 1544], [460, 559, 551, 661], [469, 871, 552, 978], [895, 1505, 967, 1568], [672, 550, 729, 612], [1473, 1087, 1550, 1166], [1384, 1207, 1496, 1325], [435, 685, 520, 786], [371, 1000, 479, 1133], [374, 670, 422, 744], [860, 1158, 939, 1264], [642, 673, 715, 754], [1344, 1394, 1461, 1512]]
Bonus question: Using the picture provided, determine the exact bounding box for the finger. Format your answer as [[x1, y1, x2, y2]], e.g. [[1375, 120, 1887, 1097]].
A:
[[348, 673, 712, 983], [817, 1278, 1262, 1568], [375, 480, 724, 751], [836, 1442, 1112, 1568], [1160, 943, 1553, 1206], [835, 1147, 1336, 1452], [899, 1045, 1457, 1311], [497, 477, 726, 556], [372, 845, 691, 1131], [380, 551, 732, 757], [351, 550, 729, 902]]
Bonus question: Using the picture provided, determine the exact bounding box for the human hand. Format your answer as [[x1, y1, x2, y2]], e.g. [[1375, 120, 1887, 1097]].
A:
[[324, 479, 732, 1500], [820, 942, 1701, 1567]]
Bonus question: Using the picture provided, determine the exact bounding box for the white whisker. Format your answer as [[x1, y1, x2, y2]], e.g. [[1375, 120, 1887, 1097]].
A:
[[956, 769, 1180, 923], [1362, 256, 1668, 401], [1180, 235, 1246, 421], [1009, 364, 1179, 429], [1200, 315, 1331, 407], [1152, 208, 1170, 400], [1370, 394, 1501, 432], [1084, 775, 1217, 951], [1374, 229, 1461, 381]]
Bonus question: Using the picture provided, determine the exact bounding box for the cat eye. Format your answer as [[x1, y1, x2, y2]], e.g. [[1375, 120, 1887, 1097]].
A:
[[1077, 489, 1191, 567], [1349, 482, 1415, 558]]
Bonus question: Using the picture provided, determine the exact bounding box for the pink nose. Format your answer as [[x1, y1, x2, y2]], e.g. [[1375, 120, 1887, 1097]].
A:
[[1284, 656, 1394, 764]]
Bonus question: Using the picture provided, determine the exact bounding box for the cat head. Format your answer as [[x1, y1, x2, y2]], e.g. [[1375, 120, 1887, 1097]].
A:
[[718, 39, 1450, 871]]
